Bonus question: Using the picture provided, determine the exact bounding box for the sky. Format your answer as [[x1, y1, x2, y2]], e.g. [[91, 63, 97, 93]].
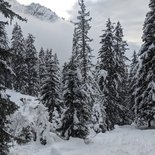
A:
[[17, 0, 77, 19], [17, 0, 149, 43], [14, 0, 150, 64]]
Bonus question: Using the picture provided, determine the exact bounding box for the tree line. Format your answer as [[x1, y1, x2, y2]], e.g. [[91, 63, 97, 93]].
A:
[[0, 0, 155, 154]]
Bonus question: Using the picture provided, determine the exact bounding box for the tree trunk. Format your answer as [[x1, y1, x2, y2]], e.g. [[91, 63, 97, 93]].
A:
[[148, 120, 151, 128]]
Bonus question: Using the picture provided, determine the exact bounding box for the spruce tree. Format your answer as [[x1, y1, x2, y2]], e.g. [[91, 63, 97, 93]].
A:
[[113, 21, 129, 125], [72, 0, 105, 134], [25, 34, 38, 96], [38, 47, 46, 93], [0, 0, 25, 153], [133, 0, 155, 127], [130, 51, 138, 78], [11, 23, 27, 93], [128, 51, 138, 120], [58, 56, 91, 139], [40, 49, 61, 126], [97, 19, 120, 130], [0, 22, 8, 49], [0, 93, 18, 155], [0, 21, 12, 89], [75, 0, 93, 82], [0, 0, 26, 24]]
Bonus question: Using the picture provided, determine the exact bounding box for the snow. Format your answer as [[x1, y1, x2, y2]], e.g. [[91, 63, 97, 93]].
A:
[[5, 0, 59, 22], [9, 125, 155, 155], [5, 90, 155, 155]]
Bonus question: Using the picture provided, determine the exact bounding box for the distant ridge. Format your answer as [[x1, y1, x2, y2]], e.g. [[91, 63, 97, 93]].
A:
[[5, 0, 59, 22]]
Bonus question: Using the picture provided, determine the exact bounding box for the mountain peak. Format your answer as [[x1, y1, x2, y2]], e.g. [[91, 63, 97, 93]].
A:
[[26, 2, 59, 22], [5, 0, 59, 22]]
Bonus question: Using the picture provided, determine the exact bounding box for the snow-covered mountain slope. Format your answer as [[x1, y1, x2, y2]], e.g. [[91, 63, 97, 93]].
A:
[[5, 0, 59, 22], [4, 0, 73, 66], [9, 125, 155, 155], [25, 3, 58, 22]]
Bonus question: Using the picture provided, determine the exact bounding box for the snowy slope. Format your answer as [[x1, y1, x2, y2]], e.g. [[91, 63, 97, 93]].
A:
[[5, 90, 155, 155], [9, 125, 155, 155], [5, 0, 59, 22]]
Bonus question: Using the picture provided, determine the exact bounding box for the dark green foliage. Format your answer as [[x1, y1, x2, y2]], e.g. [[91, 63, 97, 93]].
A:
[[75, 0, 93, 83], [97, 19, 117, 130], [0, 93, 18, 155], [0, 0, 26, 24], [113, 22, 129, 125], [133, 0, 155, 127], [97, 19, 129, 129], [11, 23, 27, 93], [58, 57, 90, 139], [25, 34, 38, 96], [16, 126, 32, 145], [128, 51, 138, 120], [0, 22, 13, 89], [40, 49, 61, 123], [38, 47, 46, 92]]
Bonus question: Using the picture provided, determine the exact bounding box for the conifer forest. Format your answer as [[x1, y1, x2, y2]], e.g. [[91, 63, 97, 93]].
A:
[[0, 0, 155, 155]]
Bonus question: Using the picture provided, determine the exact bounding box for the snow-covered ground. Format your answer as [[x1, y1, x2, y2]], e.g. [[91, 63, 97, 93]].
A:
[[5, 90, 155, 155], [9, 125, 155, 155]]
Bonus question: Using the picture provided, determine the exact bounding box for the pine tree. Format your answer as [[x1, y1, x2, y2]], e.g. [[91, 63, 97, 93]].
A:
[[40, 49, 61, 127], [97, 19, 121, 130], [38, 47, 46, 93], [0, 22, 8, 49], [75, 0, 93, 82], [11, 23, 27, 93], [33, 104, 51, 145], [0, 0, 26, 25], [0, 21, 13, 89], [0, 92, 18, 154], [71, 0, 105, 134], [58, 56, 91, 139], [130, 51, 138, 78], [25, 34, 38, 96], [113, 21, 129, 125], [128, 51, 138, 121], [133, 0, 155, 127], [0, 0, 25, 153], [97, 19, 115, 130]]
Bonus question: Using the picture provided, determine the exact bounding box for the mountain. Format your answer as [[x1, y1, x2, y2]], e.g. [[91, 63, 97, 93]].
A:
[[6, 0, 59, 22], [4, 0, 73, 66]]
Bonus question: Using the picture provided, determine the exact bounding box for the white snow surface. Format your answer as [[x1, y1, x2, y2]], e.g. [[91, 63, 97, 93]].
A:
[[6, 90, 155, 155], [9, 125, 155, 155]]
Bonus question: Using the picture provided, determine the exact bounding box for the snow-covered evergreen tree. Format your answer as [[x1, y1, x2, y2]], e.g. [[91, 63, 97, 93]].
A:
[[0, 91, 18, 154], [0, 21, 13, 89], [130, 51, 138, 78], [0, 0, 26, 24], [25, 33, 38, 96], [0, 0, 25, 153], [72, 27, 79, 59], [58, 56, 91, 139], [97, 19, 125, 129], [133, 0, 155, 127], [40, 49, 61, 129], [0, 22, 8, 49], [113, 21, 129, 125], [11, 23, 27, 93], [9, 111, 32, 145], [38, 47, 46, 93], [75, 0, 93, 83], [128, 51, 138, 120], [9, 98, 52, 145], [33, 104, 51, 145]]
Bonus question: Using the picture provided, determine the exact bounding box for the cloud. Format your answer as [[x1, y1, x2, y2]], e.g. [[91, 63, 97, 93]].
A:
[[69, 0, 149, 60], [6, 0, 150, 66], [6, 14, 74, 66]]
